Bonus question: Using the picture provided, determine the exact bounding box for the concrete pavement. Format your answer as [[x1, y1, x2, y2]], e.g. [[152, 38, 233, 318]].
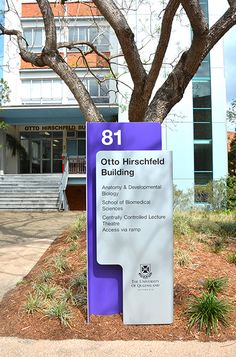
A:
[[0, 338, 235, 357], [0, 211, 79, 301]]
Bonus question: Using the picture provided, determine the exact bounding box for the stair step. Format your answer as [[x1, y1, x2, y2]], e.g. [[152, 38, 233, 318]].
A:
[[0, 174, 62, 211]]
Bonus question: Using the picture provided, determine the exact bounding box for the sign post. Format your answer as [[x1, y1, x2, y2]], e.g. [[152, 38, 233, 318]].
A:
[[87, 122, 173, 323]]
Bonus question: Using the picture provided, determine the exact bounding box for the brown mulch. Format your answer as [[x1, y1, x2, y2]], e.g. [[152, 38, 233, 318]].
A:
[[0, 230, 235, 341]]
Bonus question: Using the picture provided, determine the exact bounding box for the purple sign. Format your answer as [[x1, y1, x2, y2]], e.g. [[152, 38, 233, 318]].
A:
[[86, 122, 162, 318]]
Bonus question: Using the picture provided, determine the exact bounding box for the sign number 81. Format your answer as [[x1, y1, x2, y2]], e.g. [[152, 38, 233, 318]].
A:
[[101, 129, 122, 146]]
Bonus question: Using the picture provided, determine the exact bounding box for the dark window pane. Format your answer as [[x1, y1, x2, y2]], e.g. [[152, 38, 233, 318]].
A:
[[42, 140, 51, 159], [193, 80, 211, 108], [77, 131, 86, 138], [90, 79, 98, 96], [53, 160, 62, 173], [193, 109, 212, 123], [67, 131, 76, 137], [194, 123, 212, 140], [41, 131, 52, 138], [53, 131, 63, 138], [43, 160, 51, 173], [78, 140, 86, 156], [53, 139, 63, 159], [194, 172, 213, 185], [194, 143, 212, 171], [67, 140, 77, 156]]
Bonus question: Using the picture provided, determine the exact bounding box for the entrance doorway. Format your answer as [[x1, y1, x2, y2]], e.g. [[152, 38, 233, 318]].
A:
[[20, 132, 63, 173]]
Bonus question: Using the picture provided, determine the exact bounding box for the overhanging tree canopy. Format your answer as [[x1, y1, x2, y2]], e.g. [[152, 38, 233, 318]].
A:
[[1, 0, 236, 122]]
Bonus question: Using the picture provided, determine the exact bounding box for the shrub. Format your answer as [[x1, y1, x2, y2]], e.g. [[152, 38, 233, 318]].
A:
[[209, 238, 225, 254], [175, 249, 190, 267], [53, 254, 70, 273], [33, 282, 57, 299], [24, 293, 42, 314], [174, 213, 192, 237], [227, 176, 236, 210], [67, 213, 86, 242], [173, 185, 193, 211], [45, 302, 72, 327], [70, 271, 87, 312], [202, 277, 228, 295], [70, 271, 87, 289], [227, 252, 236, 265], [185, 292, 231, 335], [40, 270, 53, 282], [61, 288, 77, 306]]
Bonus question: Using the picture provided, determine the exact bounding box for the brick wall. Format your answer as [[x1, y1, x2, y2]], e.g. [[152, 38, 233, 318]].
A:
[[22, 2, 101, 18]]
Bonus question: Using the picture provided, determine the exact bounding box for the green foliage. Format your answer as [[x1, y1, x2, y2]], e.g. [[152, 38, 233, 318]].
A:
[[70, 271, 87, 311], [185, 292, 232, 335], [67, 213, 86, 242], [227, 252, 236, 265], [175, 249, 190, 267], [0, 79, 10, 105], [24, 293, 42, 314], [174, 212, 193, 236], [70, 271, 87, 289], [227, 99, 236, 124], [61, 288, 77, 306], [202, 277, 228, 295], [0, 121, 8, 130], [228, 133, 236, 176], [173, 185, 193, 211], [53, 254, 70, 273], [195, 180, 227, 210], [68, 241, 78, 252], [45, 302, 72, 327], [227, 176, 236, 209], [33, 282, 57, 299], [209, 238, 225, 254], [40, 270, 53, 282]]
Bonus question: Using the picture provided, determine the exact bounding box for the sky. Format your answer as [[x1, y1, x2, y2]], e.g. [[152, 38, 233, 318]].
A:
[[224, 26, 236, 107]]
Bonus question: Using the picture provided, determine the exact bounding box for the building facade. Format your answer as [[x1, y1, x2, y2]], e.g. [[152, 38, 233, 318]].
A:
[[0, 0, 228, 209]]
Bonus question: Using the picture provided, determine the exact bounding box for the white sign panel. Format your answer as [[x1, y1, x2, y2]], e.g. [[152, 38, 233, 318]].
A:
[[96, 150, 173, 325]]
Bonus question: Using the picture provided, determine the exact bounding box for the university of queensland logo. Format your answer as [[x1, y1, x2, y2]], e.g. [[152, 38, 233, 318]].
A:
[[139, 264, 152, 279]]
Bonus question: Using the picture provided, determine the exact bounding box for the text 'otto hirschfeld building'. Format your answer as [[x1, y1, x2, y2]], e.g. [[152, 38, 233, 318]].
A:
[[0, 0, 228, 210]]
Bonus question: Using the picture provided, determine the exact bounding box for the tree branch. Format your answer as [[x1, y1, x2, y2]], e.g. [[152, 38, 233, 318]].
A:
[[203, 5, 236, 57], [37, 0, 57, 52], [144, 0, 181, 101], [93, 0, 147, 86], [181, 0, 208, 35], [0, 24, 45, 66]]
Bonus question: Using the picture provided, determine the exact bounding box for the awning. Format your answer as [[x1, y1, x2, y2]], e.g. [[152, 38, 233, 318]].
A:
[[0, 104, 118, 125]]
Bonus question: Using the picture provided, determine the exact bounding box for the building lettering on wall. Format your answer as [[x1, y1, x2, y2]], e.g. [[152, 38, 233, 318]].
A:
[[20, 125, 85, 132]]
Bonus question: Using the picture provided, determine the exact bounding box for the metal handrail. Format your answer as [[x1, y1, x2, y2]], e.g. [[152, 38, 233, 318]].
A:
[[58, 159, 69, 211]]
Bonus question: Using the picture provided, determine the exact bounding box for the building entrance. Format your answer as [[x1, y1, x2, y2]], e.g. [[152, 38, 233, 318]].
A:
[[20, 131, 63, 174]]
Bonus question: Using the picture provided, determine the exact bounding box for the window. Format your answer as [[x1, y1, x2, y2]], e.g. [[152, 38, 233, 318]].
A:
[[21, 79, 62, 104], [68, 77, 109, 103], [67, 131, 86, 157], [68, 26, 110, 52], [194, 142, 212, 172], [23, 28, 43, 52], [193, 109, 211, 122], [194, 123, 212, 140], [193, 79, 211, 109]]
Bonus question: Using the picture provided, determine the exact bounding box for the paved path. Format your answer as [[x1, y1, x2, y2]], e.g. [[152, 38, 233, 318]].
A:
[[0, 338, 235, 357], [0, 211, 79, 301]]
